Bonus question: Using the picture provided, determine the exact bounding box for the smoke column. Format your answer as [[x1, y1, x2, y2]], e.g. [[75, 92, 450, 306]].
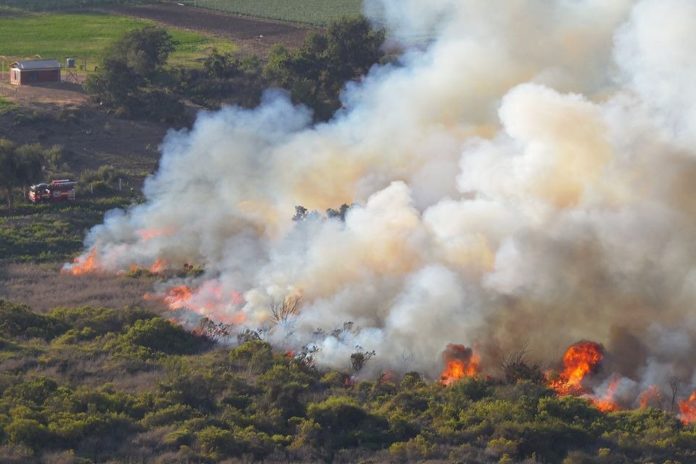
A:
[[66, 0, 696, 398]]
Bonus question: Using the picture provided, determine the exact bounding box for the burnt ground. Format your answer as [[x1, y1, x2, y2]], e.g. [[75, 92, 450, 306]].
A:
[[106, 4, 314, 57]]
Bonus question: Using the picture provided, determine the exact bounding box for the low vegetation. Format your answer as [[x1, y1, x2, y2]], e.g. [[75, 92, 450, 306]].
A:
[[0, 97, 13, 112], [0, 299, 692, 463], [0, 195, 135, 262]]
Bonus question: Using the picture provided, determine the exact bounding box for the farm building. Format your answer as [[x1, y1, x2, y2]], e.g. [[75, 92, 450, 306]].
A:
[[9, 60, 61, 86]]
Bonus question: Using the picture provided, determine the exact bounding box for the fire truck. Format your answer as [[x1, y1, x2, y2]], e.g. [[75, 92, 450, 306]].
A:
[[28, 179, 77, 203]]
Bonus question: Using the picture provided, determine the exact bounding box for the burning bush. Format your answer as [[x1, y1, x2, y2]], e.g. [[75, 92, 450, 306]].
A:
[[440, 344, 480, 386]]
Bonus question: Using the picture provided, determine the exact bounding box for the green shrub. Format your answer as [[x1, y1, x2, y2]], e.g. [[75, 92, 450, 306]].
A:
[[122, 318, 207, 355], [0, 300, 66, 340], [141, 404, 195, 428], [6, 418, 51, 449], [197, 425, 239, 459]]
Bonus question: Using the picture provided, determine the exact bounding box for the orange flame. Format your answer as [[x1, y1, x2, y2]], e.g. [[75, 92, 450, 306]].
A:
[[63, 249, 99, 276], [149, 258, 167, 274], [162, 285, 194, 310], [639, 385, 663, 409], [136, 228, 172, 241], [440, 344, 480, 386], [679, 391, 696, 425], [150, 283, 247, 326], [549, 341, 604, 395], [590, 376, 620, 412]]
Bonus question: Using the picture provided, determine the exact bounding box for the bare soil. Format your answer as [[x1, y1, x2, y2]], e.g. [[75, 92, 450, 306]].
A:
[[106, 4, 314, 57], [0, 76, 88, 107], [0, 103, 166, 178]]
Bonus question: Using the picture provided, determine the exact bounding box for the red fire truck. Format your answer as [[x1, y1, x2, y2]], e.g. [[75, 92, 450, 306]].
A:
[[28, 180, 77, 203]]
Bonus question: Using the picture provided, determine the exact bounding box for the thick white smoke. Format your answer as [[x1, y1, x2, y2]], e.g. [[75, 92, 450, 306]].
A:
[[67, 0, 696, 402]]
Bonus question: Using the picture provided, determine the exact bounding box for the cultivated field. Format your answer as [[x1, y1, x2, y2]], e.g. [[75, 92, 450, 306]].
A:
[[108, 4, 311, 57], [0, 0, 144, 10], [0, 11, 236, 68], [175, 0, 362, 25]]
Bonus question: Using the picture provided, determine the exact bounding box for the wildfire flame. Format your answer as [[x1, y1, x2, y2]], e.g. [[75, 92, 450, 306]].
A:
[[162, 285, 194, 310], [679, 391, 696, 425], [147, 283, 246, 326], [590, 376, 620, 412], [149, 258, 167, 274], [549, 341, 604, 395], [136, 228, 173, 241], [639, 385, 663, 409], [62, 249, 99, 276], [440, 344, 480, 386]]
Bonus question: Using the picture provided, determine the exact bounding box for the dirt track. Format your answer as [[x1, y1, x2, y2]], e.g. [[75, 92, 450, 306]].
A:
[[107, 4, 313, 57], [0, 75, 87, 107]]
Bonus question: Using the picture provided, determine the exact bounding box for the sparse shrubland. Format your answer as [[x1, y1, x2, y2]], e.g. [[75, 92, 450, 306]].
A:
[[0, 299, 694, 463]]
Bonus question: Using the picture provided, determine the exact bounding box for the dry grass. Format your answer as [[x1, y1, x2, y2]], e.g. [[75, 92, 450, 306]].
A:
[[0, 262, 166, 313]]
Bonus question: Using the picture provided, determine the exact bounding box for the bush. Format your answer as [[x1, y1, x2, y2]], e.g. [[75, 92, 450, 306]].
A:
[[197, 426, 239, 459], [0, 300, 66, 340], [122, 318, 207, 355], [307, 397, 392, 451], [4, 378, 58, 409], [6, 418, 51, 450], [229, 340, 275, 373], [49, 306, 153, 337]]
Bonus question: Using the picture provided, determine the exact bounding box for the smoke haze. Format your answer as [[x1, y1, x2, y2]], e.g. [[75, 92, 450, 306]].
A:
[[67, 0, 696, 401]]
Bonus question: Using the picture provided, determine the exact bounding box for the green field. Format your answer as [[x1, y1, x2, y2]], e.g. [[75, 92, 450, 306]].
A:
[[0, 0, 147, 10], [0, 12, 235, 69], [179, 0, 362, 25]]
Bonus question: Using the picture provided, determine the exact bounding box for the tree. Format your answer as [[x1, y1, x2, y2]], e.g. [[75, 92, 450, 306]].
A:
[[85, 57, 141, 111], [0, 138, 17, 209], [0, 138, 44, 210], [106, 26, 175, 80], [86, 27, 180, 119], [265, 16, 385, 120], [324, 17, 385, 94]]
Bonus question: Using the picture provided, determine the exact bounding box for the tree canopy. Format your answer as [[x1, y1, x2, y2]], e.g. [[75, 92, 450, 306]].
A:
[[266, 16, 386, 120], [0, 138, 44, 210]]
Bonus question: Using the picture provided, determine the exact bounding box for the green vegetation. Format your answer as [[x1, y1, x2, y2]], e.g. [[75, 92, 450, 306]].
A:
[[0, 0, 147, 11], [0, 97, 13, 112], [87, 18, 385, 121], [0, 139, 44, 210], [0, 12, 234, 68], [85, 26, 185, 122], [266, 16, 385, 120], [0, 299, 693, 462], [0, 195, 135, 262], [179, 0, 362, 26]]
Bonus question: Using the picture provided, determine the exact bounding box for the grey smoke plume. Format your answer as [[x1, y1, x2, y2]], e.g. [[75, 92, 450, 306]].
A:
[[67, 0, 696, 403]]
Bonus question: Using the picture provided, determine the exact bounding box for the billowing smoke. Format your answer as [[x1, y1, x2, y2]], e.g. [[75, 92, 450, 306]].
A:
[[66, 0, 696, 403]]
